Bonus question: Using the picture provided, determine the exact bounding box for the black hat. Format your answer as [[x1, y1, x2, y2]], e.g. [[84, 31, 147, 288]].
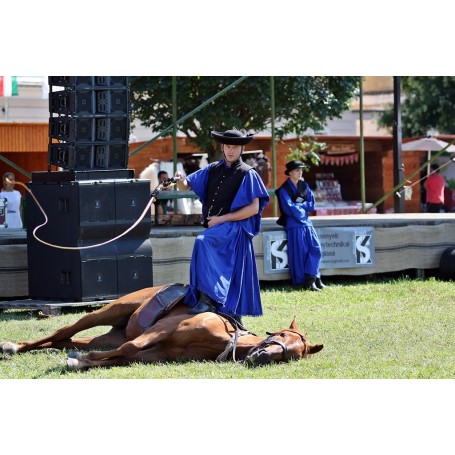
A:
[[211, 129, 254, 145], [285, 160, 307, 175]]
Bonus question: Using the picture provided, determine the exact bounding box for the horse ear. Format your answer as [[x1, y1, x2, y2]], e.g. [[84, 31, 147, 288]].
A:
[[289, 316, 298, 330], [308, 343, 324, 355]]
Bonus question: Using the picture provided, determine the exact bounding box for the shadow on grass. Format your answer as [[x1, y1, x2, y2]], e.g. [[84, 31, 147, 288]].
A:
[[259, 268, 447, 290]]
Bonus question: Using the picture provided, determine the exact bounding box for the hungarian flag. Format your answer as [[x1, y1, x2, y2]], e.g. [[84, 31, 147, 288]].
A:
[[0, 76, 19, 96]]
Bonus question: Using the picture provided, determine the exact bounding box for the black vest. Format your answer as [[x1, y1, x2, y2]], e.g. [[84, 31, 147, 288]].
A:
[[276, 179, 308, 226], [203, 159, 252, 227]]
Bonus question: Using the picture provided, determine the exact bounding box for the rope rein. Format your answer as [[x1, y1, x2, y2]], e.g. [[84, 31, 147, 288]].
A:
[[9, 176, 180, 251], [216, 314, 255, 362]]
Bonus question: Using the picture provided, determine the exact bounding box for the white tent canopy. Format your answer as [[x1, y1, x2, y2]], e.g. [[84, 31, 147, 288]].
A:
[[402, 136, 455, 173]]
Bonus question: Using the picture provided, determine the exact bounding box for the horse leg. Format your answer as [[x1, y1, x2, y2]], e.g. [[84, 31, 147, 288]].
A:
[[43, 327, 128, 352], [75, 314, 187, 362], [67, 345, 173, 370], [0, 300, 141, 356], [66, 344, 180, 370], [67, 352, 141, 370], [67, 342, 224, 371]]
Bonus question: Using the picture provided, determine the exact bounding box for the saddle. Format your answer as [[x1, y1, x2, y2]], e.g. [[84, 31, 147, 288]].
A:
[[136, 283, 189, 329]]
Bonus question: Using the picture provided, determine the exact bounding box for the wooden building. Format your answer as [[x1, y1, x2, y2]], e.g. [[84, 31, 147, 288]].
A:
[[1, 121, 434, 218], [129, 134, 429, 216]]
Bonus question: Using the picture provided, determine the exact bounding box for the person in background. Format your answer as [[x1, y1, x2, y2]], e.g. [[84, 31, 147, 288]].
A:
[[156, 170, 171, 214], [0, 171, 23, 228], [443, 186, 455, 213], [174, 128, 269, 324], [255, 153, 271, 186], [276, 160, 326, 291], [424, 164, 446, 213]]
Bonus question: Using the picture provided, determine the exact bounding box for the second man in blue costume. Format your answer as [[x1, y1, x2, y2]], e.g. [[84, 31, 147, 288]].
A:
[[276, 160, 326, 291]]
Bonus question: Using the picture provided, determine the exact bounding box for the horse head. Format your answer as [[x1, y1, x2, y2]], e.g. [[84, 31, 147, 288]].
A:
[[243, 318, 323, 366]]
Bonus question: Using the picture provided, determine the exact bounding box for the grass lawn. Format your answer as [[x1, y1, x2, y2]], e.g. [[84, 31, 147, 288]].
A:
[[1, 274, 453, 454], [0, 275, 453, 379]]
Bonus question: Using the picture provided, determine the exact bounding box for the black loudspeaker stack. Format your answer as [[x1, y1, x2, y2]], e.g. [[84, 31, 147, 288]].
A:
[[48, 76, 130, 171], [26, 76, 154, 301], [27, 173, 153, 301]]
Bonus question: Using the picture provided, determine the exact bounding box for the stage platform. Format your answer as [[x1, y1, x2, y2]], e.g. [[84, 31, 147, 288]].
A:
[[1, 213, 454, 308], [149, 213, 455, 285]]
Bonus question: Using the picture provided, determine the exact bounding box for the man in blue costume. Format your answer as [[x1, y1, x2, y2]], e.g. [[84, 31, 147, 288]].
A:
[[174, 129, 269, 322], [276, 160, 326, 291]]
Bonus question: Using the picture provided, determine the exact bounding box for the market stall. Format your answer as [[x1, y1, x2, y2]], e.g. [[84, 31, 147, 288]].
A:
[[313, 172, 376, 215]]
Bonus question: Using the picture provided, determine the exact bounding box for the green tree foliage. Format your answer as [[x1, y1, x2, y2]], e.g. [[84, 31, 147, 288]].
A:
[[287, 136, 327, 171], [129, 76, 360, 161], [379, 76, 455, 136]]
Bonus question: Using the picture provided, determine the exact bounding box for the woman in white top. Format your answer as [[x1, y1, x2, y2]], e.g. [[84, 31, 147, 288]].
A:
[[0, 171, 23, 228]]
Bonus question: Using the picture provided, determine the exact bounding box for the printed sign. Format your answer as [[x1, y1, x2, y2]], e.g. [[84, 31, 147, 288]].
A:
[[0, 198, 6, 228], [263, 227, 375, 274], [263, 231, 290, 274]]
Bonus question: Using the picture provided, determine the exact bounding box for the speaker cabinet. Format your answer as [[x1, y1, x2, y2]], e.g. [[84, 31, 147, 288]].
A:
[[50, 89, 129, 116], [49, 76, 128, 90], [49, 142, 129, 170], [50, 116, 129, 143], [117, 238, 154, 296], [26, 178, 152, 301], [27, 240, 153, 301], [31, 170, 134, 182]]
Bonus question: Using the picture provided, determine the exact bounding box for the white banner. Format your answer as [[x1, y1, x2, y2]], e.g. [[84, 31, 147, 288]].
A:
[[263, 227, 375, 274]]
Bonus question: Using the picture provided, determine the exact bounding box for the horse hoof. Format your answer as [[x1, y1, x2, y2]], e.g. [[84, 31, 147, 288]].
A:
[[0, 342, 19, 356], [67, 351, 81, 360], [66, 357, 80, 371]]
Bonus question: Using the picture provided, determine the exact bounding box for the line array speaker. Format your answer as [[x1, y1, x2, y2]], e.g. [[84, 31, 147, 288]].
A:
[[49, 76, 129, 90], [49, 142, 129, 170], [50, 116, 129, 142], [50, 89, 129, 116], [48, 76, 130, 171]]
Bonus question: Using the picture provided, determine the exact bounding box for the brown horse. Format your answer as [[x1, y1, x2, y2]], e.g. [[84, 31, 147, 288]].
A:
[[0, 283, 323, 370]]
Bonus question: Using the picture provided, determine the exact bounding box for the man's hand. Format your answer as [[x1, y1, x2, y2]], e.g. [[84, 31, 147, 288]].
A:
[[206, 199, 259, 228], [174, 172, 190, 191], [206, 215, 224, 228]]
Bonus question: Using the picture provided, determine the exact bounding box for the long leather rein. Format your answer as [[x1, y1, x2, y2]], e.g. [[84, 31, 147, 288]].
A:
[[10, 176, 179, 251]]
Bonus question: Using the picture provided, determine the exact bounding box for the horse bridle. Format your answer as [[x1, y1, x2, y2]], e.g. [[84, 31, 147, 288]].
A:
[[216, 317, 307, 363], [262, 334, 289, 361], [246, 329, 308, 362]]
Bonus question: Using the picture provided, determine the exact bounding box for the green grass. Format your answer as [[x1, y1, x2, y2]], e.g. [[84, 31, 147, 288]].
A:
[[1, 276, 454, 379]]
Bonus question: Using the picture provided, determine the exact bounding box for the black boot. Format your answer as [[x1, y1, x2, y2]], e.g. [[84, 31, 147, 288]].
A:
[[188, 293, 216, 314], [315, 277, 327, 290], [303, 275, 321, 292]]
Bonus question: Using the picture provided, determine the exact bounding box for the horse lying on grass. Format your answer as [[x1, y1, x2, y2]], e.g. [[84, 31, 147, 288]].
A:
[[0, 283, 323, 370]]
